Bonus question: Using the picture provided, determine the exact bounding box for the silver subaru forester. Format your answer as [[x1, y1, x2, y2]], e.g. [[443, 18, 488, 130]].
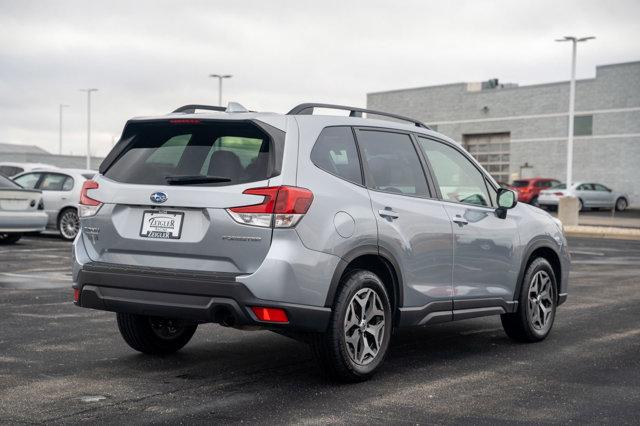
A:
[[72, 102, 570, 382]]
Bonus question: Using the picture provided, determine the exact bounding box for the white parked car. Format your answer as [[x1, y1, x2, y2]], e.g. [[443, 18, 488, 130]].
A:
[[0, 162, 57, 178], [0, 174, 47, 244], [13, 168, 97, 240], [538, 182, 630, 212]]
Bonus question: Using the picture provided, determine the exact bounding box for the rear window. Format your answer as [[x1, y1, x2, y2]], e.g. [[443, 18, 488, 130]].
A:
[[511, 180, 530, 187], [0, 166, 23, 177], [0, 174, 20, 188], [103, 121, 282, 186]]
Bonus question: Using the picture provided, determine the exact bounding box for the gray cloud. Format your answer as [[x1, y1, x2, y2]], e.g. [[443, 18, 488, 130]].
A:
[[1, 0, 638, 156]]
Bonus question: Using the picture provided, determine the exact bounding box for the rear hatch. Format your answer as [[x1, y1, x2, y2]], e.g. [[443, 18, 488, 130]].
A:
[[82, 118, 285, 274]]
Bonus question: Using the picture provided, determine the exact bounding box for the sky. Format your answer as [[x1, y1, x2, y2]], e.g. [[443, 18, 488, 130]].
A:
[[1, 0, 639, 157]]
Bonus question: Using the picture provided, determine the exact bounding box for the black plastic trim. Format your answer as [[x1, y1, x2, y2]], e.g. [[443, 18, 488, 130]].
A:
[[75, 263, 330, 332], [173, 104, 226, 113]]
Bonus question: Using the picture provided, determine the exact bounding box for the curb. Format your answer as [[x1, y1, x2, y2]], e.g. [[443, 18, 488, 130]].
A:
[[563, 225, 640, 241]]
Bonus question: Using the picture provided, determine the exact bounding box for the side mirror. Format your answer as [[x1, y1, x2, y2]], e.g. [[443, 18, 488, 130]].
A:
[[496, 188, 517, 219]]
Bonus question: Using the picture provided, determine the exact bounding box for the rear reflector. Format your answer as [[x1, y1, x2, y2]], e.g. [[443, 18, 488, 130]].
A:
[[251, 306, 289, 323], [73, 288, 80, 303], [227, 186, 314, 228]]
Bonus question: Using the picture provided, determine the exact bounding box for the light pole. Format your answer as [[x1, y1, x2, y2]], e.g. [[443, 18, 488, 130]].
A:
[[208, 74, 232, 106], [555, 36, 594, 186], [58, 104, 69, 155], [79, 88, 98, 169]]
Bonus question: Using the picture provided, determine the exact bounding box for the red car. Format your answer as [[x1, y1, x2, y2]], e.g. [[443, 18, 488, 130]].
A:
[[510, 178, 562, 205]]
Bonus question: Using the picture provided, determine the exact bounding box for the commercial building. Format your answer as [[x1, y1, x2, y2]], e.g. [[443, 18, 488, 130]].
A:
[[367, 61, 640, 206]]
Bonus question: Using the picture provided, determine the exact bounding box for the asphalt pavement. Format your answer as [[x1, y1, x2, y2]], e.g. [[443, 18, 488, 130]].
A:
[[0, 235, 639, 424]]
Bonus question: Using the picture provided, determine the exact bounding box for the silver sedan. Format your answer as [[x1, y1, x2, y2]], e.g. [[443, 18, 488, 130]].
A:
[[0, 174, 48, 244], [12, 168, 96, 240], [538, 182, 630, 211]]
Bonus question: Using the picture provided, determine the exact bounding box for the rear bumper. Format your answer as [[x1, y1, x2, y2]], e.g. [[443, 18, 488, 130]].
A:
[[74, 262, 331, 332], [0, 211, 47, 233]]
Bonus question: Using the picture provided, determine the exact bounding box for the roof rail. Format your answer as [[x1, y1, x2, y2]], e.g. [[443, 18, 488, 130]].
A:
[[172, 104, 226, 114], [287, 103, 431, 130]]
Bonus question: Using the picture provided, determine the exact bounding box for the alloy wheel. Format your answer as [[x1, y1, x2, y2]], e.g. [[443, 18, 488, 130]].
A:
[[343, 288, 386, 365], [60, 210, 80, 239], [616, 198, 627, 211], [527, 270, 555, 332], [149, 318, 184, 340]]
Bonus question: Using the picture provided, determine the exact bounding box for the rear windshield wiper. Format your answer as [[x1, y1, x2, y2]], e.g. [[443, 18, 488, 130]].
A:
[[165, 175, 232, 185]]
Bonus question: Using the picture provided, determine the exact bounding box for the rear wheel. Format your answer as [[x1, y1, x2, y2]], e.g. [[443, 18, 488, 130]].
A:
[[311, 269, 392, 382], [116, 313, 197, 355], [615, 197, 628, 212], [578, 198, 584, 212], [0, 233, 22, 244], [501, 258, 557, 342], [58, 208, 80, 240]]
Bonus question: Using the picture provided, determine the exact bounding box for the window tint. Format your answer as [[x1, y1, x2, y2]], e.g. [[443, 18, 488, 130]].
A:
[[0, 166, 23, 177], [0, 174, 20, 188], [418, 137, 491, 206], [13, 173, 41, 189], [357, 130, 428, 196], [574, 115, 593, 136], [40, 173, 69, 191], [104, 121, 278, 186], [310, 127, 362, 185], [593, 184, 609, 191], [577, 183, 594, 191]]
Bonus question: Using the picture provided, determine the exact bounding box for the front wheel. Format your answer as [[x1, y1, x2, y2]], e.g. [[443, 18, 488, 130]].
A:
[[501, 258, 557, 342], [116, 313, 197, 355], [311, 269, 392, 382], [58, 208, 80, 240], [0, 233, 22, 244], [615, 197, 628, 212]]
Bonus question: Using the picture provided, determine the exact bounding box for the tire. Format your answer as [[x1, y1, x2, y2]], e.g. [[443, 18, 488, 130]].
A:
[[530, 196, 539, 207], [615, 197, 628, 212], [501, 258, 557, 342], [0, 233, 22, 244], [310, 269, 392, 382], [116, 313, 197, 355], [578, 198, 584, 212], [58, 208, 80, 240]]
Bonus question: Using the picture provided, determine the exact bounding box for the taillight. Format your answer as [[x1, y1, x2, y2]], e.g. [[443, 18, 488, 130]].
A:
[[73, 288, 80, 304], [226, 186, 314, 228], [553, 192, 565, 196], [79, 180, 102, 217]]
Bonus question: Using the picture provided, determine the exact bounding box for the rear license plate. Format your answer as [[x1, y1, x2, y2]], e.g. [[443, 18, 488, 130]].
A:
[[139, 210, 184, 239]]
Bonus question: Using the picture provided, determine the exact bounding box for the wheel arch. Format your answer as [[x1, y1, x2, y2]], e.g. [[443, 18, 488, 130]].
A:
[[325, 245, 403, 321], [515, 238, 563, 302]]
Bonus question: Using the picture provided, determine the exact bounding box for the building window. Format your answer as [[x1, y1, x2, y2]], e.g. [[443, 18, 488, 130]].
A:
[[574, 115, 593, 136], [463, 133, 511, 184]]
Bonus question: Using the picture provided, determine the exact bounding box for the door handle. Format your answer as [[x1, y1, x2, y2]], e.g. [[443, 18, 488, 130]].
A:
[[378, 208, 399, 219], [452, 215, 468, 226]]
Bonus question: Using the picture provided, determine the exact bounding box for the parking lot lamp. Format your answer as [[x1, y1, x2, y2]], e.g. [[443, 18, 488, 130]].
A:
[[209, 74, 232, 106], [555, 36, 595, 186], [79, 89, 98, 169], [58, 104, 69, 155]]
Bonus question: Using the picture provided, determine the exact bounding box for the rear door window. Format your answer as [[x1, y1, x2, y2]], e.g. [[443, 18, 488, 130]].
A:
[[39, 173, 69, 191], [103, 121, 281, 186], [356, 129, 428, 196], [310, 126, 362, 185]]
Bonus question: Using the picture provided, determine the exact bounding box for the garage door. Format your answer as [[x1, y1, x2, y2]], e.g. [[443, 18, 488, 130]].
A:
[[463, 133, 511, 183]]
